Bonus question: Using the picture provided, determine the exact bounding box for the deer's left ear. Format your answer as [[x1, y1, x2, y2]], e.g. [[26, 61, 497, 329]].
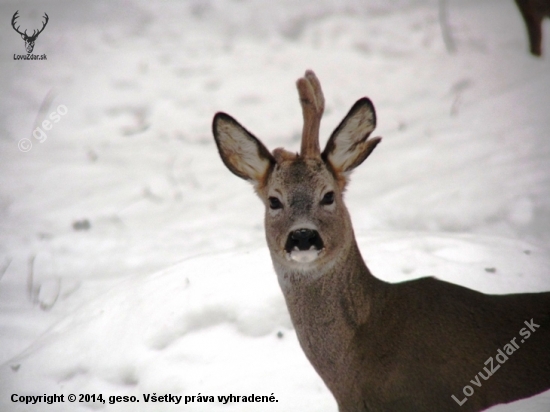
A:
[[322, 98, 381, 174], [213, 112, 275, 185]]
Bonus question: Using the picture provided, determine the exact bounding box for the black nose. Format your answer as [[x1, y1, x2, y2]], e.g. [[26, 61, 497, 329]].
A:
[[292, 229, 316, 241], [285, 228, 324, 252]]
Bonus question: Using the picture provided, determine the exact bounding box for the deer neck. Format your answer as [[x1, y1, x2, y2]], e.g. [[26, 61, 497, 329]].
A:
[[272, 238, 387, 385]]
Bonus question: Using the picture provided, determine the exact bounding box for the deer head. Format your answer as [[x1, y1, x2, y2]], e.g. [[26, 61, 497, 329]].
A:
[[212, 71, 550, 412], [11, 11, 49, 54], [213, 71, 381, 278]]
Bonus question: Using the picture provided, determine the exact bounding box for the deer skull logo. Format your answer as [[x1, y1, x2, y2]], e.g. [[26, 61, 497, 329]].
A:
[[11, 11, 49, 54]]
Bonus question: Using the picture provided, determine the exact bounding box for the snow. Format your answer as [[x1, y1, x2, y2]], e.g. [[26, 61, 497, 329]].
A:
[[1, 0, 549, 411]]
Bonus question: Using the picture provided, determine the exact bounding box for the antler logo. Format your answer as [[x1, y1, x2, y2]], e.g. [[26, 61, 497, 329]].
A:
[[11, 11, 49, 54]]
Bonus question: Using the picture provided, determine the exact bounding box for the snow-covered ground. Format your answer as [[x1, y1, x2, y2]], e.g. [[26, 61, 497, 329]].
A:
[[1, 0, 549, 411]]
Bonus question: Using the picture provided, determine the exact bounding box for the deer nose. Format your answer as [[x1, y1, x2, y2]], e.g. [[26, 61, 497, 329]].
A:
[[285, 228, 324, 252], [292, 229, 316, 241]]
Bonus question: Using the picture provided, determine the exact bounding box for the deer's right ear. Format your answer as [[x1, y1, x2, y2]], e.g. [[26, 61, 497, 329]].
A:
[[322, 98, 381, 175], [212, 112, 275, 184]]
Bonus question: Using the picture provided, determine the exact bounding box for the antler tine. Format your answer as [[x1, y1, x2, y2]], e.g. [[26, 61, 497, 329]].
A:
[[34, 13, 49, 37], [11, 11, 24, 36], [297, 70, 325, 157], [40, 13, 49, 31]]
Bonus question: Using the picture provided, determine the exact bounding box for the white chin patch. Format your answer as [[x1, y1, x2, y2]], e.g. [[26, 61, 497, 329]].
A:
[[288, 247, 320, 263]]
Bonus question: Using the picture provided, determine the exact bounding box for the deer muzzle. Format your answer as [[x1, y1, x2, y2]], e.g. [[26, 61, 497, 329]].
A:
[[284, 228, 324, 263]]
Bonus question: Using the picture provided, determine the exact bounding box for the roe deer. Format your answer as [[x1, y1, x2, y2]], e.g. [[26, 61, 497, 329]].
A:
[[212, 70, 550, 412], [514, 0, 550, 56]]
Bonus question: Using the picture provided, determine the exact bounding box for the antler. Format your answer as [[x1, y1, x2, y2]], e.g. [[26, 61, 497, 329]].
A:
[[297, 70, 325, 158], [11, 11, 25, 36], [32, 13, 49, 39], [11, 11, 49, 39]]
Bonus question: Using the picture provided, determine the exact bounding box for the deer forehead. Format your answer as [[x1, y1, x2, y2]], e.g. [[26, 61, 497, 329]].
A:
[[266, 157, 335, 198]]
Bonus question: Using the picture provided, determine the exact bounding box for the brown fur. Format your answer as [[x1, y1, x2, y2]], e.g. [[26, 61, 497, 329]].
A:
[[273, 148, 299, 163], [212, 71, 550, 412]]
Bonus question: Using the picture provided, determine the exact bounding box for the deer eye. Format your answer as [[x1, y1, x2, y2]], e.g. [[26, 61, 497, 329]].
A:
[[320, 191, 335, 206], [268, 196, 283, 210]]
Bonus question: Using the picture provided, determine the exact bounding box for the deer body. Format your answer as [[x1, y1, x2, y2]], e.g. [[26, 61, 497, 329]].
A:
[[282, 246, 550, 411], [212, 71, 550, 411]]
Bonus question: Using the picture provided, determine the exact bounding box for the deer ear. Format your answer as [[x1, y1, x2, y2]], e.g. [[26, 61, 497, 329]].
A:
[[322, 98, 381, 174], [213, 112, 274, 185]]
